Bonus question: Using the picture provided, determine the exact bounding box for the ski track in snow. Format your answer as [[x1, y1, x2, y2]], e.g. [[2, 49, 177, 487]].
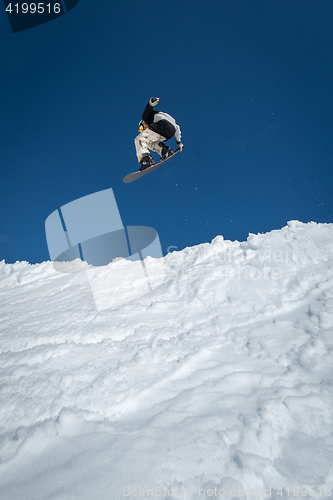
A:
[[0, 221, 333, 499]]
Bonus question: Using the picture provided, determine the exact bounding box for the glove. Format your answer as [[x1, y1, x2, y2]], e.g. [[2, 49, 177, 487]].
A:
[[176, 141, 184, 152], [149, 97, 159, 107]]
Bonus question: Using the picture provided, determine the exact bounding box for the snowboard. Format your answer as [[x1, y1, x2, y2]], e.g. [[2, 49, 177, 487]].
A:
[[123, 148, 180, 183]]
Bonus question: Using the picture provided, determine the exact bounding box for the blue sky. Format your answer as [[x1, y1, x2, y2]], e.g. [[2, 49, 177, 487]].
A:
[[1, 0, 333, 264]]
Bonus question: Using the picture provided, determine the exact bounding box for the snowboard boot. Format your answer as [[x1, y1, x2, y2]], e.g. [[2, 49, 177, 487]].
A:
[[159, 142, 174, 161], [139, 154, 155, 171]]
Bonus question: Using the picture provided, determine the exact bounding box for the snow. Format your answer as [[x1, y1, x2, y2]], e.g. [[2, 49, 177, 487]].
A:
[[0, 221, 333, 500]]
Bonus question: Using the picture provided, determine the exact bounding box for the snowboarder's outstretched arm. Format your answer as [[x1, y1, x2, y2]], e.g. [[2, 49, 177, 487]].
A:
[[174, 124, 182, 144], [142, 97, 159, 124]]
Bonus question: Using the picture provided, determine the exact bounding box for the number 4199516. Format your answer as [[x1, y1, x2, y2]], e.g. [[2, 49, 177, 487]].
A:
[[6, 3, 61, 14]]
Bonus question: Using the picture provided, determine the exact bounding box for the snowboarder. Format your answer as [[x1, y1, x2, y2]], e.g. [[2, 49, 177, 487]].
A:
[[135, 97, 183, 171]]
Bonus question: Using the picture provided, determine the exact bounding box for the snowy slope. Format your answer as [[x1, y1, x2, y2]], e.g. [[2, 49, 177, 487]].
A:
[[0, 221, 333, 500]]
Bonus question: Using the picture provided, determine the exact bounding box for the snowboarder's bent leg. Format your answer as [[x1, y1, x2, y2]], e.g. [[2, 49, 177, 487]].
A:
[[135, 129, 166, 163]]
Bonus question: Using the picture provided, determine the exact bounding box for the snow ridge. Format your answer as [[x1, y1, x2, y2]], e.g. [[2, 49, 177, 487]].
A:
[[0, 221, 333, 499]]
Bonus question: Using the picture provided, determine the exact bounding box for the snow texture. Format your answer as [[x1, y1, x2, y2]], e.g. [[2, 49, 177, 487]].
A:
[[0, 221, 333, 499]]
